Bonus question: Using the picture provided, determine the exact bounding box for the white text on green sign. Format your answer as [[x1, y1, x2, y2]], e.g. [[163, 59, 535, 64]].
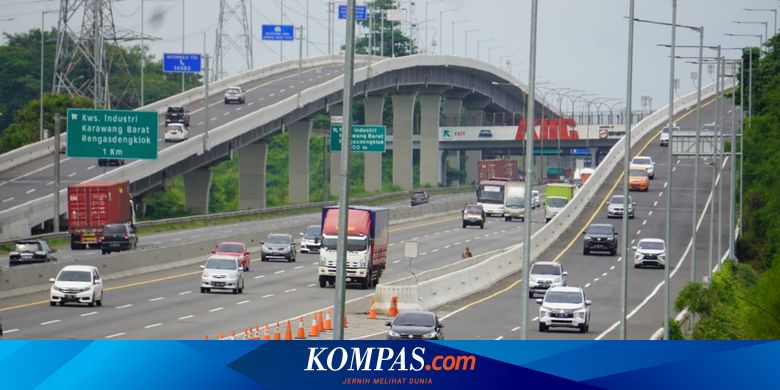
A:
[[330, 125, 386, 153], [66, 108, 158, 160]]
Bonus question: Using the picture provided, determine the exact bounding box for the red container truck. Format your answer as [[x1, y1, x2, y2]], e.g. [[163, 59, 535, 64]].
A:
[[318, 206, 389, 289], [67, 181, 135, 250], [478, 159, 520, 182]]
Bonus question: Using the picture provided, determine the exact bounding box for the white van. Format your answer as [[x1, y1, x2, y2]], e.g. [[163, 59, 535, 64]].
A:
[[503, 181, 526, 221]]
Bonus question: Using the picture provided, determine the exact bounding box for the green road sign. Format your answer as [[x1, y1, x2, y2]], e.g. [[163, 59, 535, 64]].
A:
[[66, 108, 158, 160], [330, 125, 386, 152]]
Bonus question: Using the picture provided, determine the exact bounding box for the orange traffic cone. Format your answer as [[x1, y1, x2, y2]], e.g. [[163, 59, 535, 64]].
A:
[[388, 296, 399, 317], [218, 332, 224, 340], [317, 311, 325, 333], [343, 314, 349, 328], [368, 299, 377, 319], [324, 310, 333, 330], [262, 324, 270, 340], [273, 322, 281, 340], [204, 335, 209, 340], [309, 315, 320, 337], [231, 329, 237, 338], [295, 317, 307, 339], [284, 320, 293, 340]]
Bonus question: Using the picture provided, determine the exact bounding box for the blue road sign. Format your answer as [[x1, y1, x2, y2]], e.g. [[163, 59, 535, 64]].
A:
[[571, 148, 592, 155], [338, 5, 367, 20], [262, 24, 295, 41], [162, 53, 201, 73]]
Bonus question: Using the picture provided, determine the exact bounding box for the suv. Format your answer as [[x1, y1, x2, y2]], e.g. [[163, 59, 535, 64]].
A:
[[100, 223, 138, 254], [49, 265, 104, 307], [165, 106, 190, 126], [462, 204, 485, 229], [582, 223, 618, 256], [261, 233, 296, 262], [536, 286, 591, 333], [528, 261, 568, 298], [631, 156, 655, 179], [633, 238, 666, 268], [224, 86, 246, 104], [164, 123, 189, 142], [607, 195, 635, 219], [660, 125, 678, 146], [200, 255, 244, 294], [300, 225, 322, 254], [410, 191, 430, 206], [9, 239, 57, 266], [98, 158, 125, 167], [211, 241, 250, 271]]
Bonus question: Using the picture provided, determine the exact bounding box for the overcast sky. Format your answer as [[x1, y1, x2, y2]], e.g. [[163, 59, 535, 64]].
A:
[[0, 0, 772, 112]]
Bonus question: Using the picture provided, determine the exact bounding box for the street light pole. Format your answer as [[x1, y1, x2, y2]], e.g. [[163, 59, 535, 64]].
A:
[[663, 0, 677, 341], [733, 21, 769, 43], [476, 38, 493, 61], [488, 46, 503, 65], [620, 0, 635, 340], [451, 20, 467, 55], [181, 0, 185, 92], [40, 11, 46, 141], [425, 0, 443, 54], [464, 28, 480, 57], [439, 9, 456, 55], [744, 8, 777, 35], [141, 0, 145, 106]]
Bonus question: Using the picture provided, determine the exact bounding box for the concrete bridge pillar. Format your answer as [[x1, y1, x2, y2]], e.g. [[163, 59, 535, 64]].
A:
[[238, 140, 268, 209], [446, 152, 461, 186], [363, 95, 384, 192], [442, 97, 463, 186], [328, 104, 343, 198], [288, 120, 312, 204], [392, 93, 417, 190], [463, 97, 490, 186], [419, 94, 442, 187], [183, 167, 212, 214]]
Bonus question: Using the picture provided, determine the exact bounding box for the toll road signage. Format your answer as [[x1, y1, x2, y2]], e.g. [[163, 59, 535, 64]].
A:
[[330, 125, 386, 152], [162, 53, 202, 73], [262, 24, 295, 41], [66, 108, 158, 160], [338, 5, 367, 20]]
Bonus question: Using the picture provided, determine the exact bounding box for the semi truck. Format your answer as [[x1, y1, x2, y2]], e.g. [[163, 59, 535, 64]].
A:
[[503, 181, 526, 221], [545, 183, 575, 223], [318, 206, 389, 289], [67, 181, 135, 249]]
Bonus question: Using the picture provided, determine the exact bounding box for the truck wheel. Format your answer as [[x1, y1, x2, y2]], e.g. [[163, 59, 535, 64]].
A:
[[50, 301, 56, 306], [583, 248, 590, 256], [462, 222, 467, 228], [480, 223, 484, 229], [319, 276, 327, 288], [610, 248, 617, 256], [360, 277, 370, 290]]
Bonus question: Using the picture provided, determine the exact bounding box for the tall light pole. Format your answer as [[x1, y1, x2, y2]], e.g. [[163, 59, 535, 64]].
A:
[[451, 20, 467, 55], [438, 9, 456, 55], [500, 54, 515, 72], [725, 34, 762, 123], [744, 8, 777, 35], [424, 0, 443, 53], [663, 0, 677, 341], [476, 38, 493, 61], [733, 21, 769, 42], [280, 0, 285, 61], [487, 46, 503, 65], [141, 0, 145, 106], [464, 28, 480, 57], [621, 0, 635, 340], [181, 0, 185, 92]]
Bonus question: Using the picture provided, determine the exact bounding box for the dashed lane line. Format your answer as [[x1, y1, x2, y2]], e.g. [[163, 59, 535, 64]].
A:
[[275, 270, 285, 274], [41, 320, 60, 326], [80, 311, 98, 317], [117, 304, 132, 309], [179, 291, 192, 296], [237, 300, 250, 305], [209, 307, 223, 313], [262, 294, 275, 298], [149, 297, 164, 302], [284, 289, 297, 293], [106, 332, 125, 339], [178, 315, 195, 320], [144, 323, 163, 329]]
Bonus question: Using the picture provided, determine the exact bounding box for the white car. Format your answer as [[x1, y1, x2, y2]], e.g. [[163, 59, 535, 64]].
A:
[[164, 123, 189, 142], [537, 286, 591, 333], [300, 225, 322, 254], [532, 190, 541, 209], [660, 125, 678, 146], [224, 86, 245, 104], [631, 156, 655, 179], [49, 265, 104, 307], [633, 238, 667, 268], [528, 261, 567, 298], [200, 255, 245, 294]]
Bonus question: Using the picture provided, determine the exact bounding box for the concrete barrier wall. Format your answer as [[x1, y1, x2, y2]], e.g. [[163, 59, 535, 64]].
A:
[[373, 80, 730, 313]]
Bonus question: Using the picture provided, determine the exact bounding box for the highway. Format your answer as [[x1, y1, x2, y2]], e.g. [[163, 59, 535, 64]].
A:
[[0, 61, 357, 211], [435, 97, 739, 340]]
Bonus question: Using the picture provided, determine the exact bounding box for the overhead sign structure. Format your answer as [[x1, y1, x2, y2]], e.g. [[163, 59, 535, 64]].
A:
[[338, 4, 367, 20], [66, 108, 158, 160], [330, 125, 386, 152], [162, 53, 202, 73], [385, 9, 408, 22], [262, 24, 295, 41]]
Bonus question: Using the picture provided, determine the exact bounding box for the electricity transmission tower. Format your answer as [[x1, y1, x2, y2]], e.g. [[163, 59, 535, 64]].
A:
[[215, 0, 252, 81]]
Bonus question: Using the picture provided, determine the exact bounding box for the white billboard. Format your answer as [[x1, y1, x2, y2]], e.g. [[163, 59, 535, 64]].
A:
[[385, 9, 408, 22]]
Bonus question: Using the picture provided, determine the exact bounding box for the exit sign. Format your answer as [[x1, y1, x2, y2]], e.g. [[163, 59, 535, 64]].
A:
[[330, 125, 386, 152], [66, 108, 158, 160]]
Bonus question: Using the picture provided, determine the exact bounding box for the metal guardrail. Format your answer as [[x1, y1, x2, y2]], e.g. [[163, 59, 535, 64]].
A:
[[0, 186, 474, 247]]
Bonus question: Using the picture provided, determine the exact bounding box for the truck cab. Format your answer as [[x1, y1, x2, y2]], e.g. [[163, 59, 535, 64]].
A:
[[502, 182, 526, 221], [544, 183, 575, 223]]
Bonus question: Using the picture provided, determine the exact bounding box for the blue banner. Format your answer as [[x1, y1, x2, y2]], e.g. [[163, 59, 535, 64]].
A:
[[162, 53, 201, 73], [338, 5, 368, 20], [2, 341, 779, 389], [262, 24, 295, 41]]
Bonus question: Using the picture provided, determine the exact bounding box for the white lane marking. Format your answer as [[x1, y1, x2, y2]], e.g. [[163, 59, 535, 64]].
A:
[[105, 332, 125, 339], [223, 112, 230, 116], [275, 270, 285, 274], [444, 230, 450, 233], [26, 188, 36, 194], [248, 102, 254, 106], [4, 328, 19, 334], [532, 316, 539, 322], [259, 97, 265, 102], [392, 260, 401, 264], [653, 201, 658, 207], [144, 323, 163, 329], [511, 326, 521, 332], [280, 88, 286, 93], [474, 237, 481, 240], [149, 297, 164, 302], [664, 182, 668, 188], [642, 220, 647, 226], [444, 245, 451, 249], [236, 107, 243, 111], [87, 165, 95, 170], [197, 121, 205, 126], [0, 181, 5, 186], [116, 304, 132, 309], [617, 256, 623, 262], [41, 319, 60, 326], [494, 336, 504, 340], [80, 311, 98, 317], [307, 283, 317, 287], [648, 211, 653, 216], [262, 294, 275, 298], [432, 249, 440, 253], [584, 283, 591, 288], [465, 239, 471, 243], [454, 242, 461, 246], [294, 265, 304, 270], [434, 232, 440, 235], [312, 262, 318, 265], [631, 239, 636, 244], [389, 243, 396, 246], [269, 93, 275, 97], [209, 307, 223, 313], [602, 272, 608, 277], [67, 172, 76, 178], [672, 167, 677, 172], [659, 192, 664, 197], [284, 288, 297, 293], [676, 159, 681, 165], [594, 277, 600, 282], [253, 275, 266, 280], [411, 237, 419, 241], [637, 230, 642, 235], [178, 315, 195, 320], [178, 291, 192, 296], [501, 230, 507, 233], [420, 252, 427, 256], [211, 116, 218, 121], [610, 265, 616, 270], [46, 181, 54, 186], [237, 300, 250, 305]]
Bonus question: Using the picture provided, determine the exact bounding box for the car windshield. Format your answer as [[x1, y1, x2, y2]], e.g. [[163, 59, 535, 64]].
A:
[[103, 225, 126, 234], [266, 235, 291, 245], [167, 124, 183, 130], [394, 313, 435, 327], [14, 242, 41, 252], [547, 198, 568, 208], [633, 158, 652, 165], [662, 127, 669, 134], [322, 236, 368, 251], [610, 196, 624, 205], [630, 169, 646, 176], [587, 226, 614, 235], [545, 291, 583, 304], [412, 192, 427, 199], [205, 258, 238, 270], [227, 88, 241, 93], [304, 226, 321, 237], [167, 107, 184, 113], [506, 197, 524, 207], [639, 241, 665, 250], [217, 244, 243, 253], [478, 185, 504, 204], [58, 270, 91, 282], [465, 206, 482, 214], [531, 264, 561, 275]]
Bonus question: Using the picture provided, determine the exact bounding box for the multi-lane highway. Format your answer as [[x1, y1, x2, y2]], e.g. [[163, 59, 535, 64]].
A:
[[436, 97, 738, 340]]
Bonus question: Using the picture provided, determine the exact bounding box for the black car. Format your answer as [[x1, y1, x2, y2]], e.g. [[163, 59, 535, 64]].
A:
[[9, 240, 57, 266], [98, 158, 125, 167], [410, 191, 430, 206], [165, 106, 190, 126], [582, 224, 618, 256], [100, 223, 138, 254], [386, 311, 444, 340]]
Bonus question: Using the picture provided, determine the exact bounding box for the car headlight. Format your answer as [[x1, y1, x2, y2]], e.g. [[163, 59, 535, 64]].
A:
[[606, 237, 614, 241], [9, 251, 19, 256], [78, 286, 91, 292], [202, 272, 210, 278], [584, 236, 592, 241], [388, 330, 400, 337], [553, 277, 562, 284], [539, 308, 549, 317], [659, 254, 666, 260], [262, 245, 269, 251], [422, 331, 438, 339], [576, 310, 587, 319], [529, 276, 537, 284]]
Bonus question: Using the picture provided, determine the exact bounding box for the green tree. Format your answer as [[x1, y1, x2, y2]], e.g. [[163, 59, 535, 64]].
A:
[[354, 1, 417, 57], [0, 93, 93, 153]]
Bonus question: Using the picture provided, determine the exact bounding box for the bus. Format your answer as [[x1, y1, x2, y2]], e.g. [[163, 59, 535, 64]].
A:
[[477, 179, 509, 217]]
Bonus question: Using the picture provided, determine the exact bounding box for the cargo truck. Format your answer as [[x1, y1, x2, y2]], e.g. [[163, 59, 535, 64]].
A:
[[478, 159, 519, 182], [68, 181, 135, 249], [545, 183, 575, 223], [503, 181, 526, 221], [318, 206, 389, 289]]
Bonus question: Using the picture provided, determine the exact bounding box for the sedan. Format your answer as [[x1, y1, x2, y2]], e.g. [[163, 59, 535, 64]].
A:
[[100, 223, 138, 254], [9, 239, 57, 266], [261, 233, 296, 262], [386, 311, 444, 340]]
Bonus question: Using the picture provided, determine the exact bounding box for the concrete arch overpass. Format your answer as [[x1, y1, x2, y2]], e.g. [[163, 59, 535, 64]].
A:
[[0, 54, 556, 240]]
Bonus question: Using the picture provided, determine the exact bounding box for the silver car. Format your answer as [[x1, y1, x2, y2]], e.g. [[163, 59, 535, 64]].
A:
[[537, 286, 591, 333], [261, 233, 296, 262], [200, 255, 244, 294], [224, 86, 245, 104], [607, 195, 635, 219]]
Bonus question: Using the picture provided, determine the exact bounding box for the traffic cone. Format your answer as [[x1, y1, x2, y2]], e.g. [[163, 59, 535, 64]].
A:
[[295, 317, 307, 339], [204, 335, 209, 340], [324, 310, 333, 330], [273, 322, 281, 340], [309, 315, 320, 337], [343, 314, 349, 328], [231, 329, 236, 339], [262, 324, 271, 341], [317, 311, 324, 332], [388, 296, 399, 317], [368, 299, 377, 319], [284, 320, 293, 340]]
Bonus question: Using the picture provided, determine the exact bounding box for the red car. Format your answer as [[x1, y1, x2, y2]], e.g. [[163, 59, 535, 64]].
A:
[[211, 242, 250, 271]]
